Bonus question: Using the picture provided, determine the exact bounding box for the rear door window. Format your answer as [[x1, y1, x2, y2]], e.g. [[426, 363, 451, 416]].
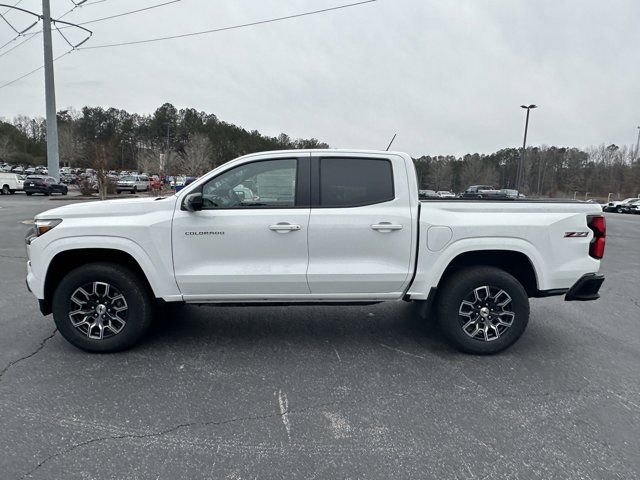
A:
[[319, 158, 394, 207]]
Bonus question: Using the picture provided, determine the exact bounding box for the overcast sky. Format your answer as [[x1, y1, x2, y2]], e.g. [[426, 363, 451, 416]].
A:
[[0, 0, 638, 156]]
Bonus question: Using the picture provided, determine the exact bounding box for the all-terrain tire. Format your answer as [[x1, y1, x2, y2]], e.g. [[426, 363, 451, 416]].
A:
[[435, 266, 530, 354], [52, 262, 154, 352]]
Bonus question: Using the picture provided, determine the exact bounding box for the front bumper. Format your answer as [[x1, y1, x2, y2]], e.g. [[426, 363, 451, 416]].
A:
[[565, 273, 605, 301]]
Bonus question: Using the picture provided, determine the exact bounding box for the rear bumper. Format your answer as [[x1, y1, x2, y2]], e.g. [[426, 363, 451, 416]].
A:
[[565, 273, 605, 301]]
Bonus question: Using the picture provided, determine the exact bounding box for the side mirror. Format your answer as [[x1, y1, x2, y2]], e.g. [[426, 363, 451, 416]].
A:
[[183, 192, 203, 212]]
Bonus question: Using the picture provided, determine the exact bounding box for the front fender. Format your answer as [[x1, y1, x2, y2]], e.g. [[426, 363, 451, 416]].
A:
[[29, 235, 182, 301]]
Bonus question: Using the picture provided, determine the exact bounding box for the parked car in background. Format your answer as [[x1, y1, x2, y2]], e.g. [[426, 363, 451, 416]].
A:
[[171, 176, 186, 189], [0, 172, 22, 194], [436, 190, 456, 198], [24, 167, 36, 175], [116, 174, 150, 194], [418, 189, 439, 199], [500, 189, 525, 199], [60, 173, 77, 184], [630, 202, 640, 214], [619, 198, 640, 214], [11, 165, 24, 174], [460, 185, 505, 199], [603, 198, 640, 213], [175, 177, 198, 192], [23, 176, 68, 196], [149, 175, 163, 190]]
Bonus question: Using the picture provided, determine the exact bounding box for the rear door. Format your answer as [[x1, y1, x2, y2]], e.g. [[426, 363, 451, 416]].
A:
[[306, 153, 414, 296]]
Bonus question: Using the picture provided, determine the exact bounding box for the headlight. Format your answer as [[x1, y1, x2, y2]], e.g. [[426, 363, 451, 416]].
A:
[[35, 218, 62, 236]]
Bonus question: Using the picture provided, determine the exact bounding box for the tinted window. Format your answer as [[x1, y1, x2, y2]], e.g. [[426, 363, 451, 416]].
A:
[[201, 159, 297, 209], [319, 158, 394, 207]]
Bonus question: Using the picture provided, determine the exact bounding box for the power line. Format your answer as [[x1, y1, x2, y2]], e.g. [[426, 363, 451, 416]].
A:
[[0, 2, 90, 89], [0, 49, 73, 90], [0, 0, 377, 90], [1, 0, 22, 16], [0, 3, 42, 53], [79, 0, 377, 50], [80, 0, 110, 7], [0, 0, 106, 49], [21, 0, 180, 35], [0, 29, 38, 58], [76, 0, 180, 26], [51, 0, 105, 21]]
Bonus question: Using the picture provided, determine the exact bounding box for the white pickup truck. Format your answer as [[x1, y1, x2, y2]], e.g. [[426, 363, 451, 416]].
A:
[[25, 150, 606, 354]]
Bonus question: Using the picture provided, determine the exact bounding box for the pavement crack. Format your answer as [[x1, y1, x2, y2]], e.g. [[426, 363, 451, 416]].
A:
[[0, 329, 57, 383], [20, 398, 341, 478]]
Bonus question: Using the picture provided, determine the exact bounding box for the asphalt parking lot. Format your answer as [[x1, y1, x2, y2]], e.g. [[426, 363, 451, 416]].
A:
[[1, 193, 639, 479]]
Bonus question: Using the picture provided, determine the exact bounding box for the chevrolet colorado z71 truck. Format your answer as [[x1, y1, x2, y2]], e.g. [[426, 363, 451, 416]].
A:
[[25, 150, 606, 354]]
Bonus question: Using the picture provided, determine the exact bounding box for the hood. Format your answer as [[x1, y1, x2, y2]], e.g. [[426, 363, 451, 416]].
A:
[[35, 195, 178, 220]]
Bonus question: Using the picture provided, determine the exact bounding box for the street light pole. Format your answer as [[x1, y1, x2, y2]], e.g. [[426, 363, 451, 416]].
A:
[[42, 0, 60, 181], [516, 104, 537, 193], [634, 126, 640, 161]]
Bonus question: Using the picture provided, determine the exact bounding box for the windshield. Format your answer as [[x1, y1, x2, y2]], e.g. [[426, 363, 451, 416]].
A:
[[120, 176, 136, 181]]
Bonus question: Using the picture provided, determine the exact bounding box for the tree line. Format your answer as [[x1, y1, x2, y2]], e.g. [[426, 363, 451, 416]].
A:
[[0, 103, 328, 177], [1, 103, 639, 199], [414, 144, 640, 199]]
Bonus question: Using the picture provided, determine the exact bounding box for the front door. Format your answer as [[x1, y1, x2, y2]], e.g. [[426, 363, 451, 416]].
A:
[[172, 156, 311, 300]]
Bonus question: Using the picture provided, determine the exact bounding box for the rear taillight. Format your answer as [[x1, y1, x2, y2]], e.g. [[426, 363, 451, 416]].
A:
[[587, 215, 606, 259]]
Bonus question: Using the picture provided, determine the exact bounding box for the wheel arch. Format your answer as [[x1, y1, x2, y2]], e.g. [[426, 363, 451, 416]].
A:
[[41, 248, 156, 315], [439, 250, 539, 296]]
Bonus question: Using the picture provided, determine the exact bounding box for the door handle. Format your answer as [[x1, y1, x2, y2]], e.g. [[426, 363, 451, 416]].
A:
[[371, 222, 403, 232], [269, 222, 301, 233]]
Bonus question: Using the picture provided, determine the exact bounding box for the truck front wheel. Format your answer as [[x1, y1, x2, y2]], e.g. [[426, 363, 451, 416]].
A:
[[52, 262, 154, 352], [435, 266, 529, 354]]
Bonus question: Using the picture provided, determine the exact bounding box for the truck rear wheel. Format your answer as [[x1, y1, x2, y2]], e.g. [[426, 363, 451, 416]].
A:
[[435, 266, 529, 354], [52, 262, 154, 352]]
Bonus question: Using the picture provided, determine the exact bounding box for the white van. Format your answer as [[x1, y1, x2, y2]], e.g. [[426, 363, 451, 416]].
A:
[[116, 174, 150, 194], [0, 172, 22, 195]]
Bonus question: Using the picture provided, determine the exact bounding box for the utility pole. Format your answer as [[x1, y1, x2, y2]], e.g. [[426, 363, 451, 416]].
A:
[[516, 104, 537, 193], [634, 126, 640, 161], [1, 3, 90, 180], [42, 0, 60, 181]]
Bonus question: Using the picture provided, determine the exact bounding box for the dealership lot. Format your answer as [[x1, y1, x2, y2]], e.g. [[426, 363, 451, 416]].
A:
[[1, 194, 639, 479]]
